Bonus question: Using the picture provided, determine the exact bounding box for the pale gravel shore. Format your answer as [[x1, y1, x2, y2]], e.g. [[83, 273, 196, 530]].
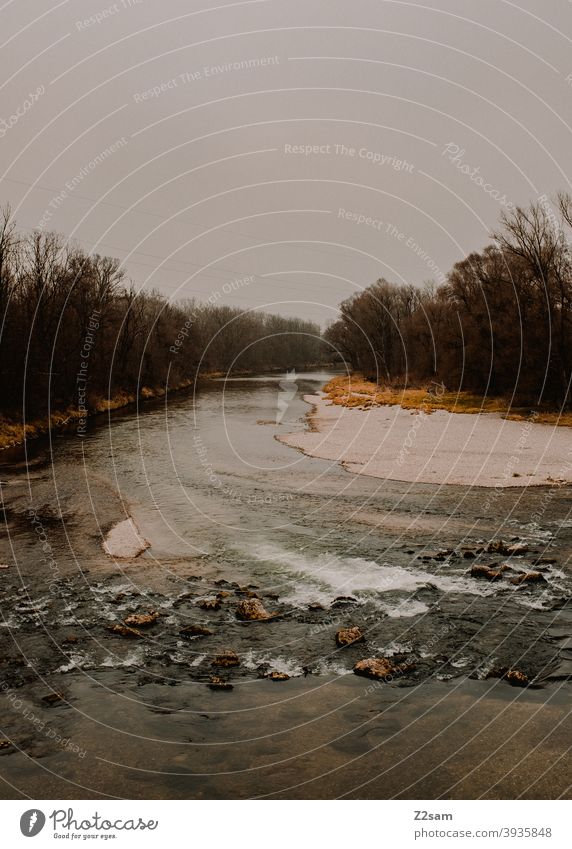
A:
[[103, 517, 149, 558], [279, 393, 572, 488]]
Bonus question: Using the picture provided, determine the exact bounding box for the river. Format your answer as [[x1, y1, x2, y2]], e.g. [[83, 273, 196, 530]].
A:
[[0, 372, 571, 798]]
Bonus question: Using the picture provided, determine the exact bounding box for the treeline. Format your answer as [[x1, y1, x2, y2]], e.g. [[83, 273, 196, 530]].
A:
[[326, 194, 572, 406], [0, 210, 322, 418]]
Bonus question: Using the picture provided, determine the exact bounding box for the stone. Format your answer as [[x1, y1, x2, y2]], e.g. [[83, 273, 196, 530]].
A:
[[470, 564, 505, 581], [208, 676, 233, 691], [505, 669, 529, 687], [179, 625, 213, 639], [236, 598, 273, 621], [41, 692, 65, 705], [199, 598, 221, 610], [487, 540, 529, 557], [353, 657, 415, 680], [268, 671, 290, 681], [211, 651, 240, 668], [124, 611, 159, 627], [106, 624, 144, 639], [335, 626, 365, 647], [510, 571, 547, 585]]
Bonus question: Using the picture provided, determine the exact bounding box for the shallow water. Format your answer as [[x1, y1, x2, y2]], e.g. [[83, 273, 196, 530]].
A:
[[1, 371, 571, 798]]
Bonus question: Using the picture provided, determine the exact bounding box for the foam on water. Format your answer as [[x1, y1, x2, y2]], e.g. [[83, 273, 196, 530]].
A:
[[241, 650, 304, 677], [246, 543, 501, 606], [381, 599, 429, 618], [101, 648, 145, 668], [53, 651, 91, 674]]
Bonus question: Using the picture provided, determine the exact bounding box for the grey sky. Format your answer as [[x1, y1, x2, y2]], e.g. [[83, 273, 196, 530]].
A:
[[1, 0, 571, 325]]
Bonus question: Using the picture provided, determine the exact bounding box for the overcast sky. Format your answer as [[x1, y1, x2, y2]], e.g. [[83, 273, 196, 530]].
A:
[[1, 0, 571, 325]]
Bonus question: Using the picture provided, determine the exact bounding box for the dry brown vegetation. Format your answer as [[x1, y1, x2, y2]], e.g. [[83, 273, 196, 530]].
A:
[[323, 374, 572, 427]]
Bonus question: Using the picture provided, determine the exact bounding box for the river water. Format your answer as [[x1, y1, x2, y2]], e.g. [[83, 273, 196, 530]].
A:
[[1, 372, 571, 798]]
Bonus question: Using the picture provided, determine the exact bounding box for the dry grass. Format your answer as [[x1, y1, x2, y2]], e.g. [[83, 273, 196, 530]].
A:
[[323, 374, 572, 427], [0, 408, 80, 451], [0, 380, 195, 451]]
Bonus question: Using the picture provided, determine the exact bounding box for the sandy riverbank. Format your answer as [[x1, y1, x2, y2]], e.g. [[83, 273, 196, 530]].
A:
[[279, 393, 572, 487], [102, 517, 149, 559]]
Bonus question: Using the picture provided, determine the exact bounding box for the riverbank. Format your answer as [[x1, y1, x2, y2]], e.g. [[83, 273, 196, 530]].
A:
[[0, 381, 196, 452], [323, 374, 572, 426], [0, 365, 332, 453], [279, 381, 572, 487]]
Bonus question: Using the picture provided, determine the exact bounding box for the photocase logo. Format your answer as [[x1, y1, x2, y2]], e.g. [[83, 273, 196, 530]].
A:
[[20, 810, 46, 837], [276, 369, 298, 424]]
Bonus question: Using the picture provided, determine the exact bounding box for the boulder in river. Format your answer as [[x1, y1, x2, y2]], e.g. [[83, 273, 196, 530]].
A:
[[236, 598, 274, 621], [486, 666, 529, 686], [208, 676, 233, 691], [353, 657, 415, 680], [336, 626, 365, 647], [470, 564, 506, 581], [124, 611, 159, 627], [41, 692, 65, 705], [199, 598, 221, 611], [505, 669, 529, 687], [487, 540, 529, 556], [509, 571, 547, 585], [211, 650, 240, 668], [332, 595, 358, 607], [268, 671, 290, 681], [106, 623, 144, 639]]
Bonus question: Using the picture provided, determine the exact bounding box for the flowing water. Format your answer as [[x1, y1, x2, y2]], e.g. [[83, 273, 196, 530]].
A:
[[1, 372, 571, 798]]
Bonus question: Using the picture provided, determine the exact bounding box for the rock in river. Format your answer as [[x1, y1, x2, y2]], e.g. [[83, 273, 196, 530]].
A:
[[236, 598, 274, 621], [124, 611, 159, 627], [199, 598, 221, 611], [510, 571, 547, 585], [470, 564, 507, 581], [353, 657, 415, 680], [505, 669, 529, 687], [41, 692, 65, 705], [208, 676, 233, 691], [106, 623, 144, 639], [336, 626, 365, 647], [211, 650, 240, 668], [487, 540, 529, 556]]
